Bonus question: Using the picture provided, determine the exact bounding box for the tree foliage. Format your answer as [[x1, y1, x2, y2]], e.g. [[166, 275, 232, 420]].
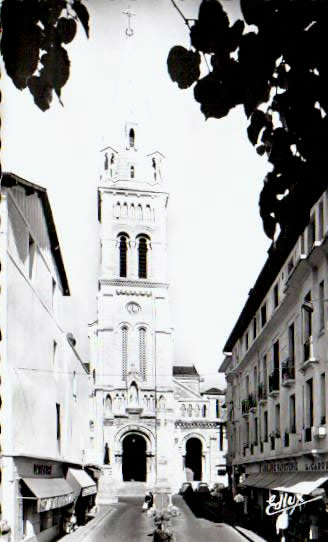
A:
[[1, 0, 89, 111], [168, 0, 328, 240]]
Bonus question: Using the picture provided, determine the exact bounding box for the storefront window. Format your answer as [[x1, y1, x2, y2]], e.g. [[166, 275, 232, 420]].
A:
[[40, 511, 52, 532]]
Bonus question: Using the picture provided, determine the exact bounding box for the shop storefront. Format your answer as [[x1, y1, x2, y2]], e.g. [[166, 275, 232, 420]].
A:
[[15, 458, 75, 542], [66, 468, 97, 525], [240, 456, 328, 541]]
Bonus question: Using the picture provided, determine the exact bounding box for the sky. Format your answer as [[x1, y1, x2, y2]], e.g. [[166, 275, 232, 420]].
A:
[[2, 0, 271, 390]]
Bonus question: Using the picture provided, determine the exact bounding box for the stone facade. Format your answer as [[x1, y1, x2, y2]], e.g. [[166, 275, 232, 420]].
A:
[[0, 174, 92, 542], [219, 189, 328, 539], [86, 123, 227, 498]]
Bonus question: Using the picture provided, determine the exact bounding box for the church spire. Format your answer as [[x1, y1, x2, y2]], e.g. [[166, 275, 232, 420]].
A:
[[99, 3, 166, 191]]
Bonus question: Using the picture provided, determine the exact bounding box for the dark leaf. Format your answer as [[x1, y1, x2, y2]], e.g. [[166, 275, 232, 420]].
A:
[[190, 0, 229, 54], [72, 0, 90, 38], [1, 24, 41, 90], [57, 18, 77, 44], [256, 145, 266, 156], [227, 19, 244, 52], [167, 46, 200, 89], [240, 0, 274, 26], [28, 75, 53, 111], [194, 73, 230, 120], [41, 46, 70, 95], [262, 215, 276, 239], [39, 0, 65, 26]]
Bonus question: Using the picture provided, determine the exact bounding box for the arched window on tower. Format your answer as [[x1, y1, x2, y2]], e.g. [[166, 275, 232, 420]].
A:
[[104, 153, 109, 171], [118, 234, 128, 277], [202, 404, 207, 418], [137, 204, 143, 220], [104, 394, 112, 416], [130, 166, 135, 179], [138, 236, 148, 279], [110, 153, 115, 177], [122, 326, 128, 379], [188, 404, 193, 417], [139, 327, 146, 379], [152, 157, 157, 181], [181, 404, 186, 417], [129, 129, 135, 148], [122, 202, 128, 217], [146, 205, 152, 220]]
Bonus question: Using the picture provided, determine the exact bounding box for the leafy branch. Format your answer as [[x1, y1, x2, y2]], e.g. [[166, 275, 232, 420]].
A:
[[1, 0, 90, 111], [167, 0, 328, 240]]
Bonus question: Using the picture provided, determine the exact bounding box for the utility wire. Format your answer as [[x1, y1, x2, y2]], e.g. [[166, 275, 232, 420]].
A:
[[14, 367, 224, 377]]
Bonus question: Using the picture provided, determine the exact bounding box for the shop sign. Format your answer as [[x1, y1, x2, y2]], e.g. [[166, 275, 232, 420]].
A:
[[304, 460, 328, 472], [261, 461, 298, 473], [38, 493, 74, 513], [265, 493, 322, 516], [81, 485, 97, 497], [33, 464, 52, 476], [258, 458, 328, 474]]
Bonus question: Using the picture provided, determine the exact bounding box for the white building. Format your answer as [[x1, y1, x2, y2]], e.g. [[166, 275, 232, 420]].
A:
[[86, 122, 227, 500], [219, 189, 328, 540], [0, 173, 96, 542]]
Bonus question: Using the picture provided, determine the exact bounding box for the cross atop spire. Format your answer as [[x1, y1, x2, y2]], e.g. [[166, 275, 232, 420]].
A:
[[123, 6, 136, 37]]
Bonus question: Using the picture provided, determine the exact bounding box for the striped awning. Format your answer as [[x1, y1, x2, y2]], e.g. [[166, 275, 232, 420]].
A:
[[243, 472, 328, 495]]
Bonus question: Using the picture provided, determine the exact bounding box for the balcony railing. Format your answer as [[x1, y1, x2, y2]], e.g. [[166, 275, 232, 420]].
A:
[[269, 370, 280, 393], [248, 393, 257, 410], [258, 382, 267, 401], [282, 358, 295, 383]]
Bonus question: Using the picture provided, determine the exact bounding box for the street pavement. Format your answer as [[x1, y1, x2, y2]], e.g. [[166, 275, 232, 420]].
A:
[[60, 496, 267, 542]]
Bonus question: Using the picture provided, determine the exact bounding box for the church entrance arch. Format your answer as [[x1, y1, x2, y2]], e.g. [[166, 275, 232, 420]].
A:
[[185, 438, 202, 481], [122, 433, 147, 481]]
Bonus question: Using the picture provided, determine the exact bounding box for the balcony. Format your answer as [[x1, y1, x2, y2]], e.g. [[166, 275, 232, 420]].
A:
[[268, 370, 280, 397], [248, 393, 257, 413], [258, 382, 267, 404], [301, 336, 319, 371], [242, 399, 250, 416], [282, 358, 295, 387]]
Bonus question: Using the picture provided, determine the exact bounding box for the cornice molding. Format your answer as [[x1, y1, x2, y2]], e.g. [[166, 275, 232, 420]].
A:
[[100, 279, 169, 289], [175, 421, 221, 430]]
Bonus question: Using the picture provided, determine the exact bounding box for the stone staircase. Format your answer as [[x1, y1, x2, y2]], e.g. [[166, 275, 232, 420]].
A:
[[116, 481, 151, 499]]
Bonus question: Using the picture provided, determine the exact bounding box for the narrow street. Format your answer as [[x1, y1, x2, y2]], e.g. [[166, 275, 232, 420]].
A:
[[62, 496, 258, 542]]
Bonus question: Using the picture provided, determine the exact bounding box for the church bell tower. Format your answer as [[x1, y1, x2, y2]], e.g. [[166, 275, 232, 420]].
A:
[[90, 119, 175, 495]]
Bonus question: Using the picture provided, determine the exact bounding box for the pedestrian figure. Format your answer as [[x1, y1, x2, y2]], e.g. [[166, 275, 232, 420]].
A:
[[143, 492, 152, 512], [233, 491, 245, 523], [104, 442, 110, 465]]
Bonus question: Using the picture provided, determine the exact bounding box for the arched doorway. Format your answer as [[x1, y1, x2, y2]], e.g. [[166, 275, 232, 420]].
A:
[[122, 434, 147, 481], [185, 438, 202, 481]]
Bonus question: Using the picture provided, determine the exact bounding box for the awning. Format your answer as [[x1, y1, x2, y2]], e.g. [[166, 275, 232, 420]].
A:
[[243, 472, 328, 495], [21, 478, 74, 513], [66, 468, 97, 498]]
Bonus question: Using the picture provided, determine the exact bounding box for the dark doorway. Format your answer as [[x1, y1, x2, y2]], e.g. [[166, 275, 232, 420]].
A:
[[185, 438, 202, 481], [122, 434, 147, 481]]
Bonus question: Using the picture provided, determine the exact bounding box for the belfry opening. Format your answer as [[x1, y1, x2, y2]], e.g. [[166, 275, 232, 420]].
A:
[[122, 433, 147, 482]]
